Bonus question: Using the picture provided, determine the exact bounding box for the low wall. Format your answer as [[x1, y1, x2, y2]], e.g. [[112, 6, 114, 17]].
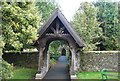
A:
[[79, 51, 119, 72], [2, 51, 39, 68], [3, 51, 119, 72]]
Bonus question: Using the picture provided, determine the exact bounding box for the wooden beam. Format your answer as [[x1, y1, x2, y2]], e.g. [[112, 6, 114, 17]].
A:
[[59, 27, 65, 34], [56, 21, 60, 34], [50, 27, 56, 33]]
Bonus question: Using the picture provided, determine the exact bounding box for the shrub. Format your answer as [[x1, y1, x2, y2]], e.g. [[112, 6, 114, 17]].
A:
[[1, 58, 13, 79]]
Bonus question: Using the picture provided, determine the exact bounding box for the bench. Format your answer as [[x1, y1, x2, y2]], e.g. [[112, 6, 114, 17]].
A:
[[101, 69, 120, 81]]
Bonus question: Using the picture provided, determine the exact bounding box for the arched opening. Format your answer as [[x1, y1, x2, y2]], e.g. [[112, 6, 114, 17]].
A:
[[44, 38, 71, 66], [43, 40, 71, 79]]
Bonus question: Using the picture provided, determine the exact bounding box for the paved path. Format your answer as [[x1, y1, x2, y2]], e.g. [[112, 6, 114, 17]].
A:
[[43, 56, 70, 80]]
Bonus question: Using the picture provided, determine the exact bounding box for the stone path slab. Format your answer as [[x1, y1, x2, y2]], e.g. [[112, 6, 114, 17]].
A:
[[43, 56, 70, 80]]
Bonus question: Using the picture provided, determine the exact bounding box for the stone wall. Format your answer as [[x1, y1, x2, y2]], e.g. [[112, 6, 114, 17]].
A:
[[79, 51, 119, 72], [2, 51, 39, 68], [3, 51, 119, 72]]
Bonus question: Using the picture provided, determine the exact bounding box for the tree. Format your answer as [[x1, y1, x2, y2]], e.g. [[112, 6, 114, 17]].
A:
[[36, 0, 59, 23], [94, 2, 119, 50], [71, 2, 102, 50], [1, 2, 41, 51], [1, 2, 41, 79]]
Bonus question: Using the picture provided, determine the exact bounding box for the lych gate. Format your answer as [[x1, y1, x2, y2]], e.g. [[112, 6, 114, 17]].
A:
[[33, 8, 86, 79]]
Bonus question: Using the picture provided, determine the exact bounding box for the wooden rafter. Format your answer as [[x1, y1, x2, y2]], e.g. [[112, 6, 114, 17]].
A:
[[37, 8, 86, 47]]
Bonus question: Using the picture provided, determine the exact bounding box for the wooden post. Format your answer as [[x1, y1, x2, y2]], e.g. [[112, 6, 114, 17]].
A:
[[46, 51, 50, 72], [38, 47, 44, 73], [70, 48, 76, 75], [74, 51, 77, 72]]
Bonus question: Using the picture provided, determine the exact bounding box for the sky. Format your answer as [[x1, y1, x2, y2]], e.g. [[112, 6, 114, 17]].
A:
[[56, 0, 119, 21], [56, 0, 97, 21]]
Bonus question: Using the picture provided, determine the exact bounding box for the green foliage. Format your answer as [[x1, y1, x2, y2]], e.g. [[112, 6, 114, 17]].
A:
[[49, 47, 61, 60], [66, 52, 70, 59], [36, 0, 59, 23], [71, 2, 102, 50], [1, 2, 41, 51], [94, 2, 119, 50], [49, 41, 64, 60], [49, 41, 67, 60], [1, 59, 13, 79], [50, 58, 56, 67], [0, 35, 5, 55]]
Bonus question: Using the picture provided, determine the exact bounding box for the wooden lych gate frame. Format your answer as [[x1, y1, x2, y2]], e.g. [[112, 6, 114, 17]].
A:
[[32, 8, 86, 79]]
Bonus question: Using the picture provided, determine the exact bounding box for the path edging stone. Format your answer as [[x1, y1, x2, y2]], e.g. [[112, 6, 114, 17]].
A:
[[35, 71, 47, 79], [70, 75, 78, 80]]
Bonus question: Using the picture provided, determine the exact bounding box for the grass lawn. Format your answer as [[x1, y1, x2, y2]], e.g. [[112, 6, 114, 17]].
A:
[[11, 67, 37, 79], [76, 72, 120, 80]]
